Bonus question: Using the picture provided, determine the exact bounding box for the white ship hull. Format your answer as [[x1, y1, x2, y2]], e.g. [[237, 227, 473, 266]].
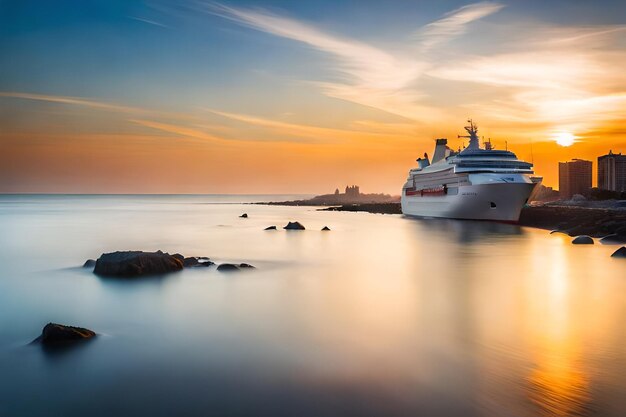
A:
[[401, 176, 536, 221]]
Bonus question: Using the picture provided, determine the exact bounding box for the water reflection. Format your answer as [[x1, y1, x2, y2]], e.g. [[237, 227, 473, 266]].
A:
[[0, 196, 624, 417], [406, 217, 524, 243], [524, 239, 594, 416]]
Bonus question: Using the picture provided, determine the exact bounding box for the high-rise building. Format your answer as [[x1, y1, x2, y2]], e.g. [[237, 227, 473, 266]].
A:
[[558, 159, 592, 198], [598, 150, 626, 192]]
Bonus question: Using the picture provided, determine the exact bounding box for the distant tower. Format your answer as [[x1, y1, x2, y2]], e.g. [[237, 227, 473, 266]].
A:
[[598, 150, 626, 192], [335, 188, 340, 195], [559, 159, 592, 198]]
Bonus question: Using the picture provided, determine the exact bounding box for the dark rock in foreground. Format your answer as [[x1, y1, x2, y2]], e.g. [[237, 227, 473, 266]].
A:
[[94, 251, 183, 277], [264, 225, 277, 230], [83, 259, 96, 268], [572, 235, 594, 244], [611, 247, 626, 257], [321, 226, 331, 231], [34, 323, 96, 345], [240, 213, 248, 218], [217, 263, 255, 272], [284, 221, 305, 230]]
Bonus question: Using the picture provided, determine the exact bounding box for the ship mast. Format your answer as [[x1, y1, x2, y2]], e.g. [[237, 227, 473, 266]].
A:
[[458, 119, 480, 150]]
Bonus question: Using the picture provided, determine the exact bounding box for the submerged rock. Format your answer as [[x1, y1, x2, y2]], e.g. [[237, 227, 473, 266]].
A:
[[217, 263, 255, 272], [572, 235, 594, 245], [611, 247, 626, 258], [240, 213, 248, 218], [321, 226, 331, 231], [264, 225, 277, 230], [183, 257, 199, 267], [83, 259, 96, 268], [94, 251, 183, 277], [34, 323, 96, 345], [175, 254, 215, 267], [217, 263, 240, 272], [284, 221, 305, 230]]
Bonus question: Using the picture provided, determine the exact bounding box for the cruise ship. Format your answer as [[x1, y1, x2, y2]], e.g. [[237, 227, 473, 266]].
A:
[[401, 120, 541, 221]]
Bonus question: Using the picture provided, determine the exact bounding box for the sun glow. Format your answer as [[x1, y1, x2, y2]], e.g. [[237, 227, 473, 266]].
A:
[[554, 132, 576, 147]]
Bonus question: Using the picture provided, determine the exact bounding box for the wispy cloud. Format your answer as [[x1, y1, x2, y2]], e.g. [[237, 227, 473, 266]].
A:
[[130, 119, 229, 143], [207, 109, 412, 142], [204, 1, 625, 144], [428, 25, 626, 139], [207, 2, 421, 90], [0, 91, 146, 114], [128, 16, 169, 28], [415, 2, 504, 49], [203, 2, 501, 122]]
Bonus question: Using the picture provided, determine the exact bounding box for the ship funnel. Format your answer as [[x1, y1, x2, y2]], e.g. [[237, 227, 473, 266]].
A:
[[417, 152, 430, 169], [432, 138, 448, 163]]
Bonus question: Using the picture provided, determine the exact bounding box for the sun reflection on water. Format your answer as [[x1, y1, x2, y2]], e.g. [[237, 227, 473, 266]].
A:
[[525, 240, 592, 416]]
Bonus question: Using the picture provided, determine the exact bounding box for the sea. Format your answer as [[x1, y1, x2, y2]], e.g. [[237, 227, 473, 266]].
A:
[[0, 194, 624, 417]]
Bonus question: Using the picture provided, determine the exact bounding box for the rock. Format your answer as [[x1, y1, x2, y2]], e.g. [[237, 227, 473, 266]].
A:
[[183, 257, 200, 267], [284, 221, 305, 230], [611, 247, 626, 258], [94, 251, 184, 277], [600, 234, 626, 244], [572, 235, 594, 245], [217, 263, 240, 272], [217, 263, 255, 272], [35, 323, 96, 345], [83, 259, 96, 268], [240, 213, 248, 218], [321, 226, 331, 231], [264, 226, 277, 230], [173, 254, 214, 267]]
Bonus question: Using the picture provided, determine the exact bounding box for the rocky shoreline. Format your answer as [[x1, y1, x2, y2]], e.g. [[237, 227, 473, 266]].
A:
[[296, 202, 626, 239]]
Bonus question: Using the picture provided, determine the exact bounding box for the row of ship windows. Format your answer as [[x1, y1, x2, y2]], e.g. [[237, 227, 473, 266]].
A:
[[456, 164, 531, 169]]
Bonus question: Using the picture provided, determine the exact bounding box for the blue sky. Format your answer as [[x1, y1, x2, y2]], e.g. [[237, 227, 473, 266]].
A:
[[1, 1, 625, 192]]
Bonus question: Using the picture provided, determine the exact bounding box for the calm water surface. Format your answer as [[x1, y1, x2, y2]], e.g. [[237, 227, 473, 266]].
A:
[[0, 195, 624, 417]]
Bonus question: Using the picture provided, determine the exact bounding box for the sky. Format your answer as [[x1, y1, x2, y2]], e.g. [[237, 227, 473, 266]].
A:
[[1, 0, 625, 194]]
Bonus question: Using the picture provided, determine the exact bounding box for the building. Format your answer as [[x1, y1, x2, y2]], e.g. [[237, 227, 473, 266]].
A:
[[558, 159, 592, 198], [598, 150, 626, 192], [345, 185, 360, 198]]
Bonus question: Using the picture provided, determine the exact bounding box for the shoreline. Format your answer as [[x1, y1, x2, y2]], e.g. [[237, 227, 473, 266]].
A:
[[260, 201, 626, 238]]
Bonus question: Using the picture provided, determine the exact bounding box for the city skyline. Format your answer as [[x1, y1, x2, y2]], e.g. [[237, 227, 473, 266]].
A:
[[2, 0, 626, 193]]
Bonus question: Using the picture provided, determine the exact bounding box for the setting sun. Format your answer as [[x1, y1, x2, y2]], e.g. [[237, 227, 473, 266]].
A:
[[554, 132, 576, 147]]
